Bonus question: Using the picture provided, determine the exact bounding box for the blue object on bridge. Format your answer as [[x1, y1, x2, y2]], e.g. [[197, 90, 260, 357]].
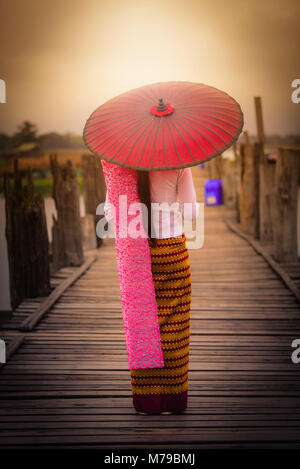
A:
[[204, 179, 223, 206]]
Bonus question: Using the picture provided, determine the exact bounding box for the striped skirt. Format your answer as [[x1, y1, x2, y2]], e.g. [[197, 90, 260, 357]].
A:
[[130, 233, 191, 414]]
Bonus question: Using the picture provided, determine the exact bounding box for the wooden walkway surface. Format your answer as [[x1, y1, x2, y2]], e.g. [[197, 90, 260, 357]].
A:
[[1, 168, 300, 449]]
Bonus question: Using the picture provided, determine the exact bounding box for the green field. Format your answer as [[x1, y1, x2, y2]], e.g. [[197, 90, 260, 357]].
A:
[[0, 175, 83, 196]]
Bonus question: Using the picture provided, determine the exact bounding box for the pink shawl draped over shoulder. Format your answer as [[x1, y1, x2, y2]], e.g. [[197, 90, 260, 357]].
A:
[[101, 160, 164, 370]]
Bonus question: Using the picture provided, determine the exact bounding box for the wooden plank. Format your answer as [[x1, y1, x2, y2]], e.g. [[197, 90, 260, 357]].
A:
[[0, 427, 299, 445], [225, 220, 300, 303], [0, 335, 25, 366], [19, 255, 97, 331], [0, 168, 300, 448]]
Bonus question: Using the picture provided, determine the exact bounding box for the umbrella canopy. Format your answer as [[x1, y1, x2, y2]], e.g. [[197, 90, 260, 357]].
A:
[[83, 80, 243, 171]]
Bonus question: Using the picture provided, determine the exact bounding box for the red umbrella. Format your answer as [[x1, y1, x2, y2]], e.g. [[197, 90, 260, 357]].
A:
[[83, 81, 243, 171]]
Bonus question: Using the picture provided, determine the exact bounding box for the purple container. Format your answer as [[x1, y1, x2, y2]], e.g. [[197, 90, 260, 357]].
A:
[[204, 179, 223, 206]]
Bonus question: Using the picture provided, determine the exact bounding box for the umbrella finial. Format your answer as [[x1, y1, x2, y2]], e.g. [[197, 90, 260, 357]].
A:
[[157, 98, 166, 109], [150, 98, 174, 117]]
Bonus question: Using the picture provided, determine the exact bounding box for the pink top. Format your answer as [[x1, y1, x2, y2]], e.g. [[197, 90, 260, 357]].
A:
[[104, 167, 199, 238]]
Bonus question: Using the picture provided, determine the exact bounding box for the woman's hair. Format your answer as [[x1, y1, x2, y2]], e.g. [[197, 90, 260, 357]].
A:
[[137, 170, 157, 246]]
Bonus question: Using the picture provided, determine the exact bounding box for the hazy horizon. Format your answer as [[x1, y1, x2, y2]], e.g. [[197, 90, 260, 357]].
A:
[[0, 0, 299, 136]]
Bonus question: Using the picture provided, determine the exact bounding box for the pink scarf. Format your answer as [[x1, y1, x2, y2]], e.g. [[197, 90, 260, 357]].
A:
[[101, 160, 164, 370]]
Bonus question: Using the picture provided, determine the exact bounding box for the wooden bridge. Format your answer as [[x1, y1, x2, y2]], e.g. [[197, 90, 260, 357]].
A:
[[1, 167, 300, 449]]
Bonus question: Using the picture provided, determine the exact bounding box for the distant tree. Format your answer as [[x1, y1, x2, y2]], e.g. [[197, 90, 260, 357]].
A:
[[65, 132, 85, 149], [286, 134, 300, 145], [13, 121, 38, 146], [38, 132, 68, 150], [0, 133, 13, 151], [38, 131, 85, 150]]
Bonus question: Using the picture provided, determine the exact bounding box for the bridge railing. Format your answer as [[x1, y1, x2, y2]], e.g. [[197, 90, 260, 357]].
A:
[[207, 144, 300, 264]]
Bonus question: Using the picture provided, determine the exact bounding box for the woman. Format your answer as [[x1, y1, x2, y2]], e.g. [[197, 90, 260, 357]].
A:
[[104, 167, 198, 415]]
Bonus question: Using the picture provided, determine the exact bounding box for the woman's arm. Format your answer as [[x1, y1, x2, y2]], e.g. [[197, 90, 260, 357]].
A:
[[177, 168, 199, 220]]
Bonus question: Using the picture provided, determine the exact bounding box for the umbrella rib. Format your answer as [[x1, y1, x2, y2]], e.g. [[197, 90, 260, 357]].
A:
[[162, 118, 168, 168], [179, 104, 240, 115], [160, 81, 182, 110], [180, 114, 238, 132], [158, 81, 189, 106], [136, 121, 158, 169], [174, 90, 227, 105], [85, 113, 149, 138], [149, 82, 164, 103], [168, 119, 207, 161], [164, 119, 184, 166], [128, 83, 158, 103], [101, 97, 147, 106], [86, 115, 150, 148], [91, 115, 150, 151], [95, 102, 149, 112], [159, 82, 173, 105], [182, 109, 240, 128], [150, 117, 161, 170], [89, 110, 147, 127], [115, 87, 154, 104], [90, 92, 152, 116], [91, 103, 149, 117], [93, 96, 143, 113], [122, 120, 156, 166], [160, 82, 174, 104], [172, 118, 218, 156], [84, 81, 244, 170], [181, 104, 240, 115], [176, 97, 238, 107], [173, 82, 242, 112], [151, 82, 177, 104], [108, 120, 155, 163], [179, 114, 229, 143], [169, 82, 200, 105], [126, 89, 154, 103]]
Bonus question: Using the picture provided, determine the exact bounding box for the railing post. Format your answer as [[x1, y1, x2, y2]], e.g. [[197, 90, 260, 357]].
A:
[[50, 154, 84, 270], [207, 154, 223, 179], [273, 148, 300, 262], [258, 143, 275, 243], [222, 158, 236, 208], [254, 97, 265, 145], [234, 144, 242, 223], [239, 143, 260, 239], [4, 159, 50, 309], [81, 153, 106, 247]]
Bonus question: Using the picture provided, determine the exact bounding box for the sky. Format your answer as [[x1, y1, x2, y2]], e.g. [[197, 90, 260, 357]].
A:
[[0, 0, 299, 136]]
